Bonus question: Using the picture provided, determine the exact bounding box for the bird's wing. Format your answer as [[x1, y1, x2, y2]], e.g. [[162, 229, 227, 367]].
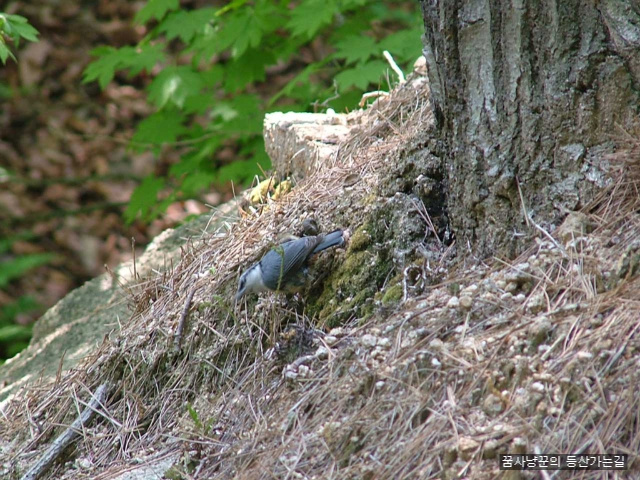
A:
[[260, 236, 321, 290]]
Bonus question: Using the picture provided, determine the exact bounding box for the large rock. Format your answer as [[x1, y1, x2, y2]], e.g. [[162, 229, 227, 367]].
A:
[[0, 203, 237, 404]]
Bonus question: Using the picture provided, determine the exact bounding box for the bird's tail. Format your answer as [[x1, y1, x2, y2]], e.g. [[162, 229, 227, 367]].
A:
[[312, 229, 345, 254]]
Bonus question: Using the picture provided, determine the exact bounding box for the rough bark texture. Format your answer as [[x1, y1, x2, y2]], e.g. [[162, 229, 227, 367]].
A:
[[421, 0, 640, 257]]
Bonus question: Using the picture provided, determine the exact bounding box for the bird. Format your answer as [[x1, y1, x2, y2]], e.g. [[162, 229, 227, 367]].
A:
[[235, 229, 345, 300]]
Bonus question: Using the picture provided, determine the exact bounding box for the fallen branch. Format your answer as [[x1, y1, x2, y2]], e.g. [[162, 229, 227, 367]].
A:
[[21, 383, 110, 480]]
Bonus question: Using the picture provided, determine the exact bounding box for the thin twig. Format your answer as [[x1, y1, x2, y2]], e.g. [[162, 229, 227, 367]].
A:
[[174, 289, 196, 351], [359, 91, 389, 107], [383, 50, 406, 84], [20, 383, 110, 480]]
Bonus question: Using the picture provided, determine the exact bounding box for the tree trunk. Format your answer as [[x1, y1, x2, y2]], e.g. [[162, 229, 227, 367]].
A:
[[420, 0, 640, 257]]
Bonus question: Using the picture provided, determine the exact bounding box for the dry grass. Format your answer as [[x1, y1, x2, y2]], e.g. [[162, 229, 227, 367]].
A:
[[2, 76, 640, 480]]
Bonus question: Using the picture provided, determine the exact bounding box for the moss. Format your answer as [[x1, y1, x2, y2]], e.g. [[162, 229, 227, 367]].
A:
[[197, 302, 212, 312], [307, 213, 398, 327], [348, 225, 373, 253], [164, 466, 186, 480], [448, 282, 461, 296], [341, 250, 371, 277], [381, 284, 403, 306]]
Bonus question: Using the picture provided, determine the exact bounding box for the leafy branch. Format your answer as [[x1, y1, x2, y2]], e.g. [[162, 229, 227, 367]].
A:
[[0, 13, 39, 64], [83, 0, 423, 222]]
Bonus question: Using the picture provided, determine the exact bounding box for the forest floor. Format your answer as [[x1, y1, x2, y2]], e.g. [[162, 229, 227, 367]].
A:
[[1, 72, 638, 479]]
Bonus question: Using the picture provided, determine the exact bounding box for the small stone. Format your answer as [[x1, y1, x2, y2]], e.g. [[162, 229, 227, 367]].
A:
[[577, 351, 593, 360], [458, 437, 480, 460], [447, 296, 460, 308], [315, 346, 329, 359], [76, 458, 92, 470], [324, 335, 338, 346], [329, 327, 346, 337], [459, 295, 473, 309], [526, 291, 546, 314], [461, 284, 478, 295], [557, 212, 592, 243], [505, 282, 519, 293], [512, 437, 527, 454], [538, 344, 551, 354], [483, 394, 504, 416], [483, 440, 498, 459], [530, 382, 545, 393], [361, 334, 378, 347]]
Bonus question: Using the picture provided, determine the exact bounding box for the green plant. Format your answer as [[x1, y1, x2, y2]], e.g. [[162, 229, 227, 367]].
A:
[[0, 297, 37, 363], [187, 402, 215, 436], [83, 0, 423, 222], [0, 237, 53, 362], [0, 13, 39, 64]]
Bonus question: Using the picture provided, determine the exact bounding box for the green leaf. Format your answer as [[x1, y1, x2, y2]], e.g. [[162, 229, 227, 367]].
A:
[[217, 159, 257, 184], [170, 136, 221, 177], [186, 23, 219, 62], [329, 13, 375, 46], [0, 325, 32, 342], [215, 0, 249, 17], [224, 49, 273, 92], [210, 9, 255, 57], [4, 14, 39, 43], [132, 111, 187, 147], [182, 92, 216, 115], [270, 59, 329, 104], [127, 44, 167, 76], [340, 0, 368, 7], [0, 14, 39, 63], [287, 0, 337, 39], [333, 34, 378, 65], [253, 1, 284, 35], [135, 0, 180, 24], [217, 144, 270, 184], [1, 296, 39, 324], [214, 94, 262, 135], [231, 15, 263, 58], [187, 403, 201, 428], [328, 89, 362, 112], [158, 8, 217, 43], [147, 66, 205, 109], [0, 43, 13, 64], [335, 59, 388, 90], [181, 169, 216, 195], [378, 28, 424, 63], [83, 46, 121, 88], [83, 45, 165, 89], [218, 138, 270, 184], [0, 253, 54, 288], [124, 175, 165, 223], [5, 339, 30, 359]]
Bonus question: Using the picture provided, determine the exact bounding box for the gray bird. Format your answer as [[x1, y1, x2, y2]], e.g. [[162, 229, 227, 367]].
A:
[[235, 229, 345, 300]]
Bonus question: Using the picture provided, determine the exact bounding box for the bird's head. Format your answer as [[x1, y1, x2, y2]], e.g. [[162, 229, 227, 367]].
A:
[[235, 263, 265, 300]]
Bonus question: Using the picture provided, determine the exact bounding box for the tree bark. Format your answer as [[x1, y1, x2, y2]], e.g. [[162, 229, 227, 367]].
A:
[[420, 0, 640, 257]]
